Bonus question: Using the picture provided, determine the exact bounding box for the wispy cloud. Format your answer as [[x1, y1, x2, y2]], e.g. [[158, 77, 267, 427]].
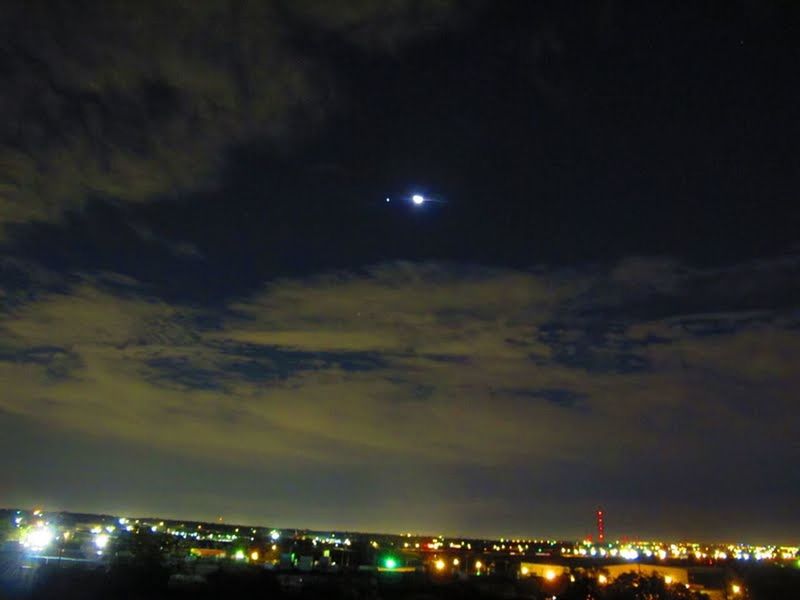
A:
[[1, 256, 798, 535]]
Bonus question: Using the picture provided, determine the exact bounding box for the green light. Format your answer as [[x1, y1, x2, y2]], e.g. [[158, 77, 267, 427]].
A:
[[384, 557, 397, 569]]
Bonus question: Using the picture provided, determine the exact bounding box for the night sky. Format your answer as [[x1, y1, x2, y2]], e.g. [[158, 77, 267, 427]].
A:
[[1, 1, 799, 543]]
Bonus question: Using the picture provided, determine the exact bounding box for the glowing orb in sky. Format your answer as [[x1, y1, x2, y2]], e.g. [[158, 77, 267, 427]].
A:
[[385, 193, 443, 206]]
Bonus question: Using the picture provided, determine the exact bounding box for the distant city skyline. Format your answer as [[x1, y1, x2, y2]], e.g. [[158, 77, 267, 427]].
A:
[[2, 505, 795, 547]]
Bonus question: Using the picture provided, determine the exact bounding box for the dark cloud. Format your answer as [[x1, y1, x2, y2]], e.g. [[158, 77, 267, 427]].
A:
[[0, 0, 473, 232], [143, 356, 225, 391], [0, 344, 83, 382], [536, 324, 654, 374], [503, 387, 588, 410], [143, 343, 386, 391], [576, 256, 800, 322]]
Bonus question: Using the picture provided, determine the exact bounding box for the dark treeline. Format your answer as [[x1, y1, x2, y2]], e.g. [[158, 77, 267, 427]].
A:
[[10, 566, 800, 600]]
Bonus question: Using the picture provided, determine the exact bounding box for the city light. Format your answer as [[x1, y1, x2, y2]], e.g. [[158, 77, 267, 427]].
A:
[[4, 507, 793, 593], [22, 525, 54, 552], [620, 548, 639, 560]]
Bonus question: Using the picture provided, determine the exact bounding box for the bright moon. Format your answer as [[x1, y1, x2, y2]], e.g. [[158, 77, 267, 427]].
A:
[[412, 194, 425, 205]]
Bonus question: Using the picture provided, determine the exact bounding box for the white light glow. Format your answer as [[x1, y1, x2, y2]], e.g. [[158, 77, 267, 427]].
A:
[[23, 526, 54, 552], [620, 548, 639, 560], [412, 194, 425, 205]]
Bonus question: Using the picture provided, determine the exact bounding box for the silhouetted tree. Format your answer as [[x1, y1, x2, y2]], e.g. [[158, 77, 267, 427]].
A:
[[107, 529, 171, 597], [605, 573, 708, 600], [558, 573, 603, 600]]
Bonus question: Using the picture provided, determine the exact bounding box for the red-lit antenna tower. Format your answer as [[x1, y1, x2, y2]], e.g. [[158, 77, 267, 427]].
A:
[[596, 508, 605, 543]]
